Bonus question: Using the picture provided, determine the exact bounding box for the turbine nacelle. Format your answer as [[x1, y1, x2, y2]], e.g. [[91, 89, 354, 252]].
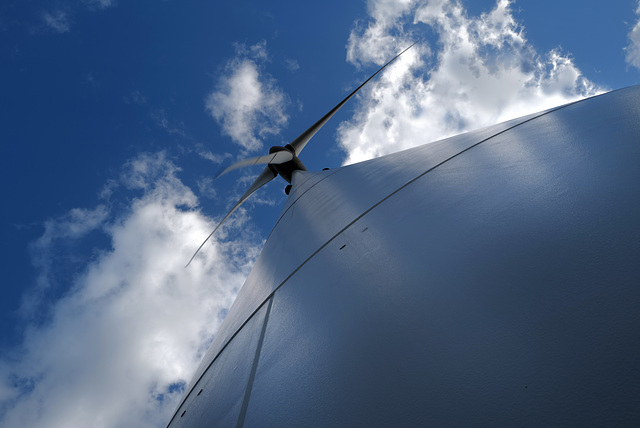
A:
[[267, 144, 307, 184]]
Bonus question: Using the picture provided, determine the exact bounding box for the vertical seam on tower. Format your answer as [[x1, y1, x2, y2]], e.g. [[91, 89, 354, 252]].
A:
[[236, 296, 274, 428]]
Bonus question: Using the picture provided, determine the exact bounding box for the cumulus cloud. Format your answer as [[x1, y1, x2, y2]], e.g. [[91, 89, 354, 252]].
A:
[[625, 1, 640, 70], [206, 41, 289, 152], [0, 152, 260, 428], [347, 0, 420, 67], [339, 0, 603, 164]]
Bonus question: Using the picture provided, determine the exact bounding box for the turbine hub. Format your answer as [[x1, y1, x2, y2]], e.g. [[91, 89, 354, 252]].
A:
[[268, 145, 307, 183]]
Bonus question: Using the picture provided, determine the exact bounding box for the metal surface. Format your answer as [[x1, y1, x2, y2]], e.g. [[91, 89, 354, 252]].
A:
[[166, 300, 271, 427], [169, 86, 640, 427]]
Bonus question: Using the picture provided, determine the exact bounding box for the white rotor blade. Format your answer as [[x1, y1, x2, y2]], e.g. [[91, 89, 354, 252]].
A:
[[289, 42, 417, 156], [216, 150, 294, 179], [186, 166, 277, 267]]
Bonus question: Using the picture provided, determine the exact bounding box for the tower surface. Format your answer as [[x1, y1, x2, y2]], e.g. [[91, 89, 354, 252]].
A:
[[168, 86, 640, 427]]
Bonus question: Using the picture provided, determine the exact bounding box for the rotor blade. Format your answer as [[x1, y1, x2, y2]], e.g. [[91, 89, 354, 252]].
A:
[[289, 41, 417, 155], [185, 166, 277, 267], [215, 150, 294, 179]]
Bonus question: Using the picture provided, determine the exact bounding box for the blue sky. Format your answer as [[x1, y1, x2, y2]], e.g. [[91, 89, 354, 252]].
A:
[[1, 0, 640, 426]]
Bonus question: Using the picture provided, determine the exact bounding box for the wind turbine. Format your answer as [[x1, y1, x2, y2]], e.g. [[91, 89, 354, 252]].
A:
[[169, 77, 640, 427], [186, 43, 417, 267]]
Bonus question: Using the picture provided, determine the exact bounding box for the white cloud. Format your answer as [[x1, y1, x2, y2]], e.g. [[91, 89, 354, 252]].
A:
[[347, 0, 420, 67], [41, 10, 71, 34], [0, 152, 260, 428], [340, 0, 603, 165], [205, 41, 289, 152], [625, 1, 640, 70]]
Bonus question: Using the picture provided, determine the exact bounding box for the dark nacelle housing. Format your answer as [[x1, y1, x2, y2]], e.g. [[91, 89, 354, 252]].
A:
[[268, 144, 308, 183]]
